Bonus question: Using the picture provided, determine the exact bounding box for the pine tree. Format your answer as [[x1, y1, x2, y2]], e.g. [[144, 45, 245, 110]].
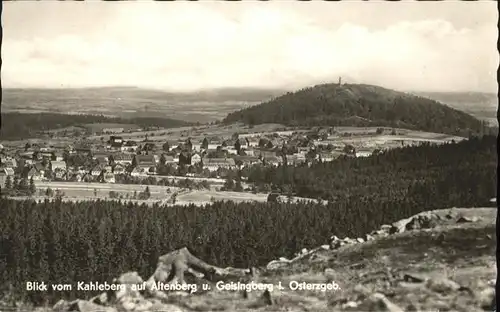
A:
[[162, 142, 170, 152], [46, 187, 54, 197], [234, 139, 241, 153], [223, 178, 234, 191], [29, 178, 36, 196], [202, 138, 209, 150], [13, 176, 19, 190], [5, 176, 12, 190], [18, 178, 28, 192], [234, 180, 243, 192]]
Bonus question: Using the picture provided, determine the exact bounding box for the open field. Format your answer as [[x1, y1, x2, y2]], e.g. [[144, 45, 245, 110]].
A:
[[33, 182, 262, 206], [333, 134, 466, 145], [2, 87, 283, 123], [34, 181, 179, 200], [415, 91, 498, 126], [86, 123, 286, 142], [174, 190, 327, 206], [175, 190, 269, 206], [82, 123, 142, 132], [85, 123, 466, 147], [1, 122, 469, 158]]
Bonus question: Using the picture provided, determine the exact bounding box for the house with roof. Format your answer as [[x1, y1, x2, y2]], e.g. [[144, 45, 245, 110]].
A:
[[82, 173, 93, 182], [0, 171, 7, 189], [40, 150, 54, 159], [1, 167, 15, 177], [112, 163, 126, 175], [355, 150, 373, 158], [27, 167, 43, 181], [292, 152, 306, 163], [319, 153, 335, 163], [285, 155, 296, 166], [257, 150, 278, 158], [90, 164, 105, 177], [247, 138, 260, 148], [243, 148, 255, 157], [51, 152, 65, 161], [54, 169, 67, 181], [18, 151, 35, 160], [225, 147, 238, 155], [102, 172, 116, 184], [191, 153, 202, 165], [32, 151, 43, 161], [108, 136, 124, 147], [122, 140, 139, 152], [1, 157, 17, 169], [262, 156, 282, 167], [130, 167, 143, 177], [207, 143, 220, 150], [233, 155, 260, 167], [110, 153, 134, 166], [191, 143, 202, 152], [50, 161, 67, 172], [66, 173, 82, 182], [33, 162, 47, 176], [161, 155, 176, 165], [133, 155, 157, 172], [202, 158, 236, 172]]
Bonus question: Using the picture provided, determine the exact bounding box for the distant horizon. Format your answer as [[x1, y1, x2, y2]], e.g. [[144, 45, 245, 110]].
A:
[[3, 1, 498, 93], [2, 84, 497, 95]]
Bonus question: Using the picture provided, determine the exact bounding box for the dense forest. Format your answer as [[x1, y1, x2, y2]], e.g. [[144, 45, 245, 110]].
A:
[[223, 83, 490, 137], [243, 135, 497, 202], [0, 113, 192, 140], [0, 136, 496, 304]]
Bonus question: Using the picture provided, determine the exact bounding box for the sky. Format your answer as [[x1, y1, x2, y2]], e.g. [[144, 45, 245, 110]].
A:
[[2, 1, 498, 93]]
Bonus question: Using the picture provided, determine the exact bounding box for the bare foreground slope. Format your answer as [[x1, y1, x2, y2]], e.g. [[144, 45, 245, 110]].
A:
[[11, 207, 495, 312]]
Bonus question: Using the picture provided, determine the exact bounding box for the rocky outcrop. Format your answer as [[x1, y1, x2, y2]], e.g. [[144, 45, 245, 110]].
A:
[[54, 247, 253, 312], [265, 208, 481, 272]]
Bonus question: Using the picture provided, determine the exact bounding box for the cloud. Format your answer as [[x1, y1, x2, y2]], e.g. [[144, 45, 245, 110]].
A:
[[2, 3, 498, 92]]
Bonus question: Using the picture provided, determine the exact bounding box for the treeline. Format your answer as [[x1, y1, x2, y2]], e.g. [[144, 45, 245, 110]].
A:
[[0, 176, 36, 196], [244, 135, 497, 202], [114, 174, 210, 190], [0, 193, 493, 303], [0, 113, 192, 140], [223, 83, 490, 137]]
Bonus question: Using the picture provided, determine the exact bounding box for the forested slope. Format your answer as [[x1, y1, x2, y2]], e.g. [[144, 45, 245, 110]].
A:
[[245, 135, 497, 202], [0, 112, 192, 140], [223, 83, 488, 136]]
